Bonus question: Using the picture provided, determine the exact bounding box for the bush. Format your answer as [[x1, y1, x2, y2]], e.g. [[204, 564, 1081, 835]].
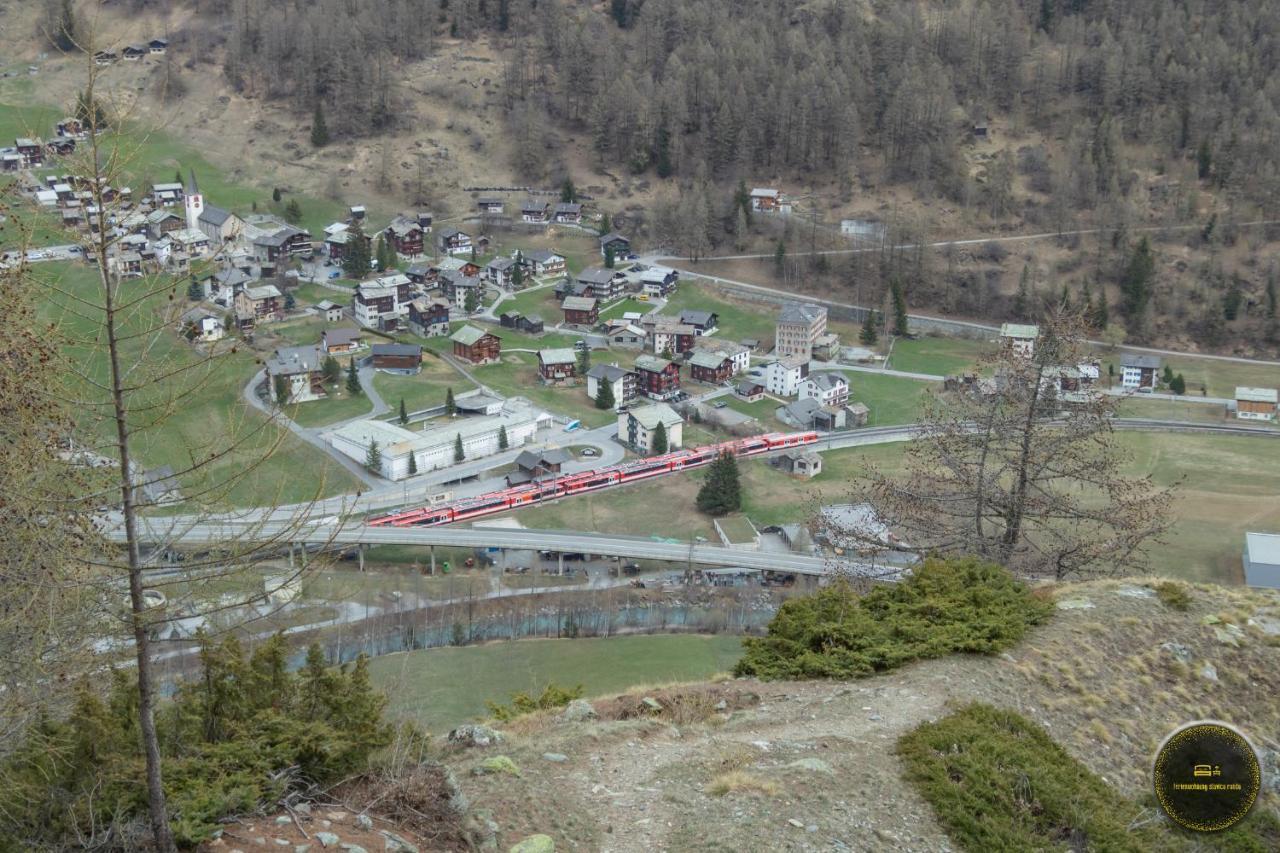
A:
[[486, 682, 584, 722], [733, 557, 1051, 680], [897, 704, 1160, 851], [0, 635, 397, 848], [1154, 580, 1191, 611]]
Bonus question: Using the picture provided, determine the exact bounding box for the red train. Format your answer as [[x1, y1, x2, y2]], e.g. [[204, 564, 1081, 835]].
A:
[[368, 431, 820, 528]]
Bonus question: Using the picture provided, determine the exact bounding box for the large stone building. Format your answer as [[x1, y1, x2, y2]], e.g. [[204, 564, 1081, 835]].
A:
[[775, 302, 828, 360]]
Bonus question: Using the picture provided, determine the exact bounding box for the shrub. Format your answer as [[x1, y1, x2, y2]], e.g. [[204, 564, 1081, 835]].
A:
[[1154, 580, 1191, 611], [733, 557, 1051, 680], [706, 771, 779, 797], [486, 682, 584, 722], [0, 635, 396, 848]]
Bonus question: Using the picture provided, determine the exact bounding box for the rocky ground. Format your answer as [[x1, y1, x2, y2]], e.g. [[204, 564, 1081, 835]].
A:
[[200, 578, 1280, 852]]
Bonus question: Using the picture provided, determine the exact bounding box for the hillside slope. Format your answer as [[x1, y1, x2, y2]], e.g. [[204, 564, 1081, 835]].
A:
[[433, 578, 1280, 850]]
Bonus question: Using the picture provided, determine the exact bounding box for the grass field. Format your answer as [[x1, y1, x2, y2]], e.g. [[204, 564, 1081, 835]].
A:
[[287, 385, 373, 428], [662, 287, 778, 344], [1112, 396, 1238, 424], [471, 351, 615, 427], [887, 335, 993, 376], [498, 285, 562, 320], [1101, 350, 1280, 399], [33, 261, 361, 507], [599, 297, 652, 322], [368, 634, 745, 732], [373, 355, 476, 417], [847, 372, 935, 425]]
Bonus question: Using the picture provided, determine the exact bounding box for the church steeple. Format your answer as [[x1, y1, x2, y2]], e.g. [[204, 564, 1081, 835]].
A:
[[184, 169, 204, 232], [186, 168, 199, 195]]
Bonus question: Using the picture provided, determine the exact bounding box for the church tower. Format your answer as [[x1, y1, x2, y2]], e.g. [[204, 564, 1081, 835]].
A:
[[184, 169, 203, 232]]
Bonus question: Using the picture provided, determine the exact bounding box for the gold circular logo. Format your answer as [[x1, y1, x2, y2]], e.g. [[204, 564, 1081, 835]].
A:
[[1152, 721, 1261, 832]]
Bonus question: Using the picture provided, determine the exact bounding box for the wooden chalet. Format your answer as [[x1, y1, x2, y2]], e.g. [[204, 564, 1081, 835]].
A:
[[450, 324, 502, 364]]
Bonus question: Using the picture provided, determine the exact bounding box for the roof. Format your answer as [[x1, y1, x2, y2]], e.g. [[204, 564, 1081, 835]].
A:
[[255, 225, 309, 246], [750, 187, 779, 197], [587, 364, 632, 382], [689, 351, 730, 369], [137, 465, 180, 503], [524, 248, 563, 263], [315, 300, 340, 311], [680, 309, 716, 326], [577, 267, 616, 285], [450, 324, 494, 346], [1236, 387, 1278, 404], [782, 397, 823, 420], [627, 402, 683, 430], [1245, 532, 1280, 567], [599, 232, 629, 245], [521, 199, 549, 212], [487, 256, 516, 271], [736, 379, 764, 393], [806, 372, 848, 391], [635, 354, 675, 373], [610, 323, 645, 337], [1000, 322, 1040, 339], [199, 205, 234, 227], [516, 447, 571, 470], [371, 343, 422, 358], [778, 302, 827, 325], [694, 337, 748, 357], [539, 348, 577, 365], [329, 401, 551, 457], [554, 202, 582, 214], [438, 226, 469, 240], [324, 327, 362, 345], [768, 353, 808, 371], [562, 296, 598, 312], [1120, 353, 1162, 370], [243, 284, 282, 300], [477, 197, 502, 205], [265, 345, 323, 375]]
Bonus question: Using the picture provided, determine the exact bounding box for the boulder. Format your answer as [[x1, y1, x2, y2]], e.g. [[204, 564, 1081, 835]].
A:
[[1159, 642, 1193, 664], [557, 699, 597, 722], [1200, 664, 1218, 682], [276, 816, 294, 826], [508, 835, 555, 853], [339, 846, 369, 853], [355, 814, 373, 830], [542, 752, 568, 763], [786, 757, 835, 775], [448, 724, 505, 748], [474, 755, 521, 776], [640, 696, 663, 712], [1055, 597, 1094, 610], [1213, 624, 1244, 647], [1248, 614, 1280, 636], [315, 833, 340, 849], [378, 831, 420, 853]]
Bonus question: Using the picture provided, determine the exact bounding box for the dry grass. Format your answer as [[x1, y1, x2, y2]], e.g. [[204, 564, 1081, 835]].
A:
[[705, 771, 779, 797]]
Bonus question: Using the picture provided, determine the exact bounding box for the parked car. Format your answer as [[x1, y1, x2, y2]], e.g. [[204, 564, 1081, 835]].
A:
[[580, 447, 598, 457], [328, 270, 340, 279], [713, 401, 728, 409]]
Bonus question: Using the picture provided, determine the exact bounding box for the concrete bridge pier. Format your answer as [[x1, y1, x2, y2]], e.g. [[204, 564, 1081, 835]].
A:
[[357, 544, 365, 571]]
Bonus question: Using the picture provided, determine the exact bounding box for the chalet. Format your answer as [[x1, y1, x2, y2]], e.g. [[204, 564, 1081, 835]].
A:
[[14, 138, 43, 168], [634, 354, 681, 400], [587, 363, 637, 404], [151, 181, 184, 206], [553, 202, 582, 224], [511, 448, 570, 483], [93, 51, 118, 66], [780, 397, 847, 431], [799, 373, 850, 407], [315, 300, 344, 323], [1000, 323, 1039, 358], [34, 188, 58, 206], [1244, 532, 1280, 589], [437, 226, 473, 256], [197, 205, 245, 243], [692, 337, 749, 375], [414, 211, 434, 232], [353, 274, 411, 330], [234, 284, 284, 325], [679, 309, 718, 336], [48, 138, 76, 156], [477, 197, 504, 214], [972, 121, 989, 139], [109, 250, 143, 278], [562, 295, 599, 326], [383, 214, 425, 257], [404, 262, 433, 285], [764, 354, 809, 396], [123, 44, 148, 61], [599, 232, 631, 259], [1, 153, 22, 172], [370, 343, 423, 373], [321, 327, 364, 355], [485, 256, 517, 288], [253, 225, 312, 262], [499, 311, 544, 334], [451, 325, 501, 364], [735, 379, 765, 401], [688, 351, 734, 384], [407, 297, 452, 338], [608, 323, 646, 349], [439, 270, 483, 310], [538, 348, 578, 384], [1236, 387, 1278, 421], [436, 257, 481, 278], [521, 199, 550, 223], [749, 188, 791, 214], [555, 280, 594, 301], [181, 310, 225, 344], [812, 332, 842, 361], [148, 38, 169, 54], [323, 225, 368, 262], [136, 465, 183, 506], [577, 267, 625, 301], [349, 205, 367, 222], [147, 209, 184, 240], [521, 248, 567, 277], [170, 228, 210, 258], [639, 266, 679, 297], [1120, 354, 1161, 390], [265, 345, 326, 404], [649, 318, 696, 355], [618, 403, 684, 453]]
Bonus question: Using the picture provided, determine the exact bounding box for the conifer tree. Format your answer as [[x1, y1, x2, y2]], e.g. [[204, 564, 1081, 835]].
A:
[[273, 374, 290, 407], [408, 453, 418, 475], [310, 102, 330, 148], [890, 278, 909, 336], [364, 439, 382, 472], [322, 355, 340, 384], [398, 398, 408, 425], [342, 220, 371, 279], [859, 310, 879, 345], [346, 359, 361, 395], [595, 377, 616, 409], [445, 386, 456, 415], [187, 277, 203, 301], [652, 421, 668, 454], [454, 432, 465, 462], [498, 424, 509, 450]]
